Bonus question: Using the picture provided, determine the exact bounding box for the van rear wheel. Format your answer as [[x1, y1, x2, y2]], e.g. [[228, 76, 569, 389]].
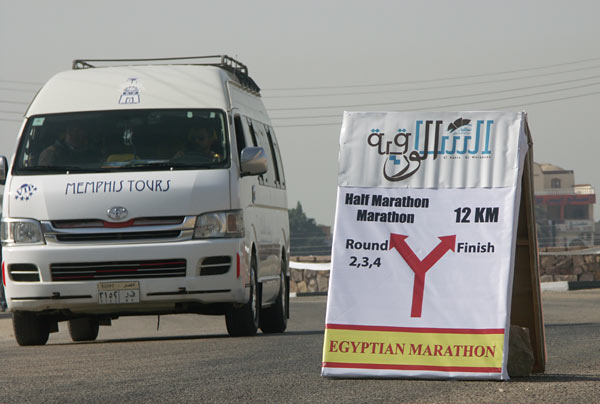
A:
[[225, 256, 259, 337], [13, 311, 50, 346], [260, 264, 288, 334], [68, 317, 99, 342]]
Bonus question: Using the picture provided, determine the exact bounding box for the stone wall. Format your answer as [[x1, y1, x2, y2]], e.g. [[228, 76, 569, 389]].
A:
[[289, 256, 330, 294], [290, 269, 330, 294], [289, 252, 600, 294], [539, 253, 600, 282]]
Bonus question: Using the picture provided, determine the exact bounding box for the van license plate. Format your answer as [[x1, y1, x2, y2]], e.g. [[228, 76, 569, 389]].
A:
[[98, 281, 140, 304]]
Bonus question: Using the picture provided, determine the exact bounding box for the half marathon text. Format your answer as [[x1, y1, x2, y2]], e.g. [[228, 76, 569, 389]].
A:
[[345, 192, 429, 224]]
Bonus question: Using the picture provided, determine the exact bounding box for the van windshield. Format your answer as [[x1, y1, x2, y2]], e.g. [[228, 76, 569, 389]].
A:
[[12, 109, 229, 175]]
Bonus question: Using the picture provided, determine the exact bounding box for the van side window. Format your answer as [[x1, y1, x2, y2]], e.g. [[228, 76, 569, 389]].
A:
[[265, 127, 281, 186], [246, 118, 258, 147], [267, 127, 286, 189], [246, 119, 263, 184], [234, 115, 246, 161], [252, 121, 277, 187]]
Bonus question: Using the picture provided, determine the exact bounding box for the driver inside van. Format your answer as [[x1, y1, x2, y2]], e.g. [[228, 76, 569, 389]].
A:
[[38, 124, 95, 166], [173, 125, 222, 162]]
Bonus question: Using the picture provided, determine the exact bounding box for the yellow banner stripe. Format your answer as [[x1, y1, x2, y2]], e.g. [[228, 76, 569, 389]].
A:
[[323, 327, 504, 372]]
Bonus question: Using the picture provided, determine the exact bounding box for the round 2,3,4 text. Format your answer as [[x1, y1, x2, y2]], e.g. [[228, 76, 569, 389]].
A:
[[349, 256, 382, 269], [345, 239, 386, 269]]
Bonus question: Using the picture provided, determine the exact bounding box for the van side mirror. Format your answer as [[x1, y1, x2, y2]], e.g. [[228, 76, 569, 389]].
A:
[[240, 147, 267, 177], [0, 156, 7, 185]]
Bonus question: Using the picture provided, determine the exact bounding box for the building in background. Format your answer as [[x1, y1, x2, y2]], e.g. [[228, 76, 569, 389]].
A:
[[533, 163, 596, 247]]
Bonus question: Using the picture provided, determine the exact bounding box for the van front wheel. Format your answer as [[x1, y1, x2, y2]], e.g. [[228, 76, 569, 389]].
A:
[[260, 265, 288, 334], [225, 256, 259, 337], [13, 311, 50, 346]]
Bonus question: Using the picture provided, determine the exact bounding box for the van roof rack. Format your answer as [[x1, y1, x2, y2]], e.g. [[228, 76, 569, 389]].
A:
[[72, 55, 261, 93]]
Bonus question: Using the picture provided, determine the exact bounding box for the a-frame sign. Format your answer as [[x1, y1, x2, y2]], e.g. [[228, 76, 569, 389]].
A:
[[322, 112, 545, 380]]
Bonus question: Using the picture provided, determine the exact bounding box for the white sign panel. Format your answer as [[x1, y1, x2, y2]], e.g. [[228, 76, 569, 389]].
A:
[[322, 112, 528, 380]]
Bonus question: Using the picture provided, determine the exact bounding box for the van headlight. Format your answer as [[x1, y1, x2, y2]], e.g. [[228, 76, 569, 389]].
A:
[[1, 218, 46, 245], [193, 210, 244, 239]]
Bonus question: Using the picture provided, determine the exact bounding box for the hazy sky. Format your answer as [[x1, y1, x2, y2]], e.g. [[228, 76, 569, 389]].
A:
[[1, 0, 600, 225]]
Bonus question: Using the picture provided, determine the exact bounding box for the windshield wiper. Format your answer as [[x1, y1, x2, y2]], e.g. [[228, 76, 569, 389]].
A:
[[109, 160, 221, 170], [16, 161, 224, 174], [125, 160, 174, 168], [15, 165, 107, 174], [103, 160, 178, 170]]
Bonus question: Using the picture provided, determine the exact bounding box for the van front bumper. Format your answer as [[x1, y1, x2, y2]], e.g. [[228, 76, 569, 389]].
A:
[[2, 238, 251, 314]]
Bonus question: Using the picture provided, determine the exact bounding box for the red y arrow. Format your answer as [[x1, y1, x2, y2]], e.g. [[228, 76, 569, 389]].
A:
[[389, 234, 456, 318]]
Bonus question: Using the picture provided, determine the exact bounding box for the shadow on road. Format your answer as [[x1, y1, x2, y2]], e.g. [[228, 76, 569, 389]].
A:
[[51, 333, 232, 346], [545, 322, 600, 328], [261, 330, 324, 337], [511, 373, 600, 383], [49, 329, 324, 346]]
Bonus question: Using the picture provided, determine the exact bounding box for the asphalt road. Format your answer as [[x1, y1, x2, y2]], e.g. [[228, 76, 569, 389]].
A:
[[0, 290, 599, 404]]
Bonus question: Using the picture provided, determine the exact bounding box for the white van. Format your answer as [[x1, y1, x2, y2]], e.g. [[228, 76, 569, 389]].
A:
[[0, 56, 290, 345]]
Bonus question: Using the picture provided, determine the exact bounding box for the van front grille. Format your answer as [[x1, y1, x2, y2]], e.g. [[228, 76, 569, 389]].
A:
[[41, 216, 196, 244], [55, 230, 181, 242], [51, 259, 187, 281]]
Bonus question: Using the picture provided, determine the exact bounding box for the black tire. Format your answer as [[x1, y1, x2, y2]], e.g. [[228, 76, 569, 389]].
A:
[[68, 317, 99, 342], [225, 255, 259, 337], [12, 311, 50, 346], [260, 262, 288, 334]]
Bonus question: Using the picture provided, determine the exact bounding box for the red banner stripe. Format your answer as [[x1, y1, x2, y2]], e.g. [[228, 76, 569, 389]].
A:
[[322, 362, 502, 373], [326, 323, 504, 334]]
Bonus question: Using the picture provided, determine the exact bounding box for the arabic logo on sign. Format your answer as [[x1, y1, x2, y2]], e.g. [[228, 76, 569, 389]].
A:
[[447, 117, 471, 133], [15, 184, 38, 201], [367, 118, 494, 182], [389, 233, 455, 318], [107, 206, 128, 220], [119, 78, 140, 104]]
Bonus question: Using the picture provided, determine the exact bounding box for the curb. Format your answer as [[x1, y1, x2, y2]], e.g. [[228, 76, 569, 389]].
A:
[[540, 280, 600, 292], [296, 291, 328, 297], [567, 280, 600, 290], [290, 292, 327, 298], [540, 281, 569, 292]]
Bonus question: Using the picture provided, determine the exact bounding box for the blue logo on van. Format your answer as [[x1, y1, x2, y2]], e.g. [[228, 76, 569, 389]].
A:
[[119, 78, 140, 104], [15, 184, 38, 201]]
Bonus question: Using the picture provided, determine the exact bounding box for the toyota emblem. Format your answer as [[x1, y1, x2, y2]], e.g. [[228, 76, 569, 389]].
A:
[[107, 206, 128, 220]]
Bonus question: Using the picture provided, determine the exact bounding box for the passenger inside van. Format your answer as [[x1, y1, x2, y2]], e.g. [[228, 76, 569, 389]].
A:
[[38, 123, 98, 166]]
